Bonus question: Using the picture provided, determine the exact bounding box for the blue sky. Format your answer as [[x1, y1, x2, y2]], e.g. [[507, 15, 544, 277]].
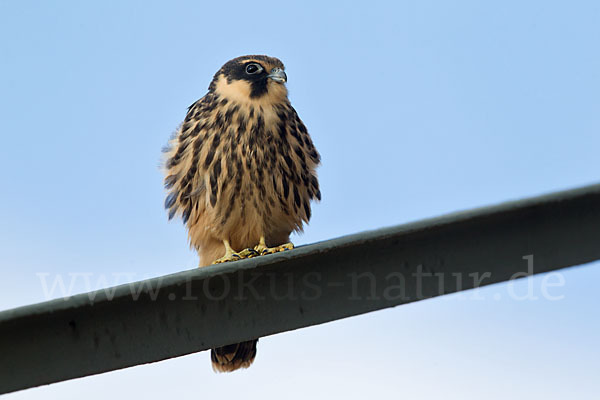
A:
[[1, 1, 599, 398]]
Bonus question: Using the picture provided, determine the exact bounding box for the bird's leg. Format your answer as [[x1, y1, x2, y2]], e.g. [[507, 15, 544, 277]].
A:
[[254, 236, 294, 255], [212, 240, 244, 264]]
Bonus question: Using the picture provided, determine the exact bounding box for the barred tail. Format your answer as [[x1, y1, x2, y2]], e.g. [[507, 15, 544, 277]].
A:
[[211, 339, 258, 372]]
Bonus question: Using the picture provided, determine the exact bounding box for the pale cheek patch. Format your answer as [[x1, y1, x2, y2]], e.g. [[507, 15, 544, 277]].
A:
[[214, 74, 288, 106], [214, 75, 252, 103]]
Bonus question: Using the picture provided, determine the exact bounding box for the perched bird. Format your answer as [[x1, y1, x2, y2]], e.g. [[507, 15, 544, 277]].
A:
[[162, 55, 321, 372]]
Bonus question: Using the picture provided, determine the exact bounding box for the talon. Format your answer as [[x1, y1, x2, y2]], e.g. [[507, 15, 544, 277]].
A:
[[213, 252, 241, 264], [238, 248, 260, 258], [253, 237, 294, 256], [278, 243, 294, 252]]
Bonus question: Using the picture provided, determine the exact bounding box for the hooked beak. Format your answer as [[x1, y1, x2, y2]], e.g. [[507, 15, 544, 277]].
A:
[[267, 67, 287, 83]]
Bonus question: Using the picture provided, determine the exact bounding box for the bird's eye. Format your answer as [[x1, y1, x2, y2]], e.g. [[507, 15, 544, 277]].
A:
[[245, 63, 263, 74]]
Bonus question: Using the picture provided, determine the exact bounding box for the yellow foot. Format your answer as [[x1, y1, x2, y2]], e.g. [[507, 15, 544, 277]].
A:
[[212, 240, 256, 264], [213, 252, 242, 264], [254, 237, 294, 255], [238, 248, 260, 258]]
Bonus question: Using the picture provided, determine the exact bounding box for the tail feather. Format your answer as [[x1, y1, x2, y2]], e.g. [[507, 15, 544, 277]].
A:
[[211, 339, 258, 372]]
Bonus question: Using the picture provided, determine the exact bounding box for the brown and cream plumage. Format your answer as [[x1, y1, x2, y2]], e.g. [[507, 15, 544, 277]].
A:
[[162, 55, 321, 372]]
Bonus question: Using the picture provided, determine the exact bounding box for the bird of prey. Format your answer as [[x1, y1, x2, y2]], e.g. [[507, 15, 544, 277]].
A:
[[162, 55, 321, 372]]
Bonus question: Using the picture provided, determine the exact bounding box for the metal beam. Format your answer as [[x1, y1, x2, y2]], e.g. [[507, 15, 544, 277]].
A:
[[1, 183, 600, 394]]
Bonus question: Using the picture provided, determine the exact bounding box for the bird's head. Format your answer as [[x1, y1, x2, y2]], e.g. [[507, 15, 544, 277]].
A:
[[209, 55, 288, 105]]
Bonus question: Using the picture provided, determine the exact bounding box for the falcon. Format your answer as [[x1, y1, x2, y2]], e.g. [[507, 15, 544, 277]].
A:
[[163, 55, 321, 372]]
